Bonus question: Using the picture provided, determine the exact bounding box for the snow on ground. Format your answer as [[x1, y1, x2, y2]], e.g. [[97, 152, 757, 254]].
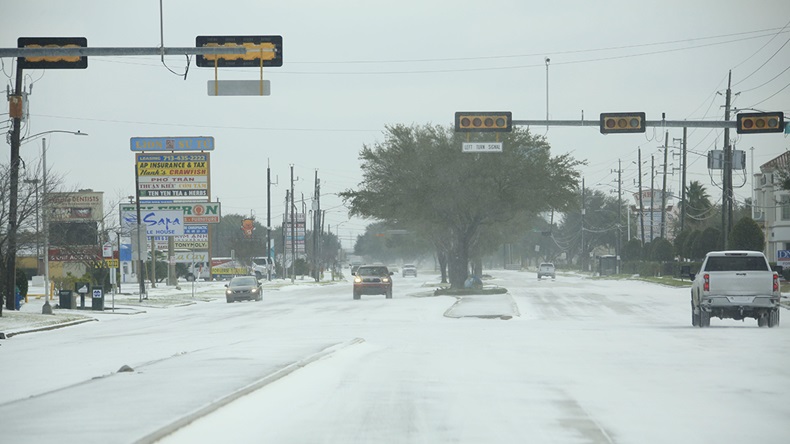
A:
[[1, 271, 789, 444]]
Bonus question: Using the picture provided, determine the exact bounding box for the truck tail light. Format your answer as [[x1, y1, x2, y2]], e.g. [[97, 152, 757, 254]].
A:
[[703, 274, 710, 292], [773, 273, 779, 292]]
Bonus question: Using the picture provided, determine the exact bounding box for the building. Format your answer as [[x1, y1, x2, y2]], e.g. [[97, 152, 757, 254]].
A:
[[754, 151, 790, 263]]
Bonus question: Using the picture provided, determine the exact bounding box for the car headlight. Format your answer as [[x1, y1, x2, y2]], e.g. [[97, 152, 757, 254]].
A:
[[354, 276, 362, 283], [225, 290, 232, 295], [251, 288, 258, 293], [382, 277, 390, 283]]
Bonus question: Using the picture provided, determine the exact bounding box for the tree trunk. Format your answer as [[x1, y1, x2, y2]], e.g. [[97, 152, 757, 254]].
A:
[[448, 235, 469, 289], [437, 249, 448, 284]]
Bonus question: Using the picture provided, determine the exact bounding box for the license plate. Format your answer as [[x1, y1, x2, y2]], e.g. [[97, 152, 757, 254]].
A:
[[727, 296, 755, 303]]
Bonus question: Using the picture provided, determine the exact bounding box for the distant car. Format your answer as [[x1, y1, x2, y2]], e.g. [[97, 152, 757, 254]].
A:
[[353, 265, 393, 299], [388, 264, 400, 273], [225, 276, 263, 303], [402, 264, 417, 277], [538, 263, 556, 280]]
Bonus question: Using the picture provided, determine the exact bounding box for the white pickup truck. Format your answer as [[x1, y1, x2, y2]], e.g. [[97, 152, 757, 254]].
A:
[[689, 250, 781, 328]]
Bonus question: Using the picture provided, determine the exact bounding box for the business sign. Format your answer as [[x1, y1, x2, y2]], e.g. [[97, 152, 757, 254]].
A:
[[49, 191, 104, 222], [48, 246, 100, 262], [136, 153, 210, 198], [777, 250, 790, 268], [120, 201, 220, 224], [462, 142, 503, 153], [154, 225, 208, 249], [141, 210, 185, 236], [172, 251, 209, 263], [130, 137, 214, 152]]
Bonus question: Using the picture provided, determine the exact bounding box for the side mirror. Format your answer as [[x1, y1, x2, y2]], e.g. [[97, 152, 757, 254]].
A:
[[689, 273, 696, 281], [224, 284, 228, 287], [390, 272, 394, 276]]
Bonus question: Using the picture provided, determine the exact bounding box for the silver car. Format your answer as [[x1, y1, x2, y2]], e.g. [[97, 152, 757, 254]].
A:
[[225, 276, 263, 303]]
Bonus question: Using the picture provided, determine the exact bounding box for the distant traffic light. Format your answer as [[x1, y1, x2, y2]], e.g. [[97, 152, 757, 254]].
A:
[[454, 112, 512, 132], [599, 112, 646, 134], [17, 37, 88, 69], [736, 112, 784, 134]]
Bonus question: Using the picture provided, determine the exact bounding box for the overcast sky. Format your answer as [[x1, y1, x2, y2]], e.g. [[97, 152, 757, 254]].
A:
[[2, 0, 789, 248]]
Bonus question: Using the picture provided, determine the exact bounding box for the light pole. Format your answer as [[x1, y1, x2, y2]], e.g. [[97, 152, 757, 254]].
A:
[[23, 131, 88, 314]]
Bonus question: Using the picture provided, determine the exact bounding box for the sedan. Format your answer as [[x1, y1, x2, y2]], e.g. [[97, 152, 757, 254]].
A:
[[225, 276, 263, 303]]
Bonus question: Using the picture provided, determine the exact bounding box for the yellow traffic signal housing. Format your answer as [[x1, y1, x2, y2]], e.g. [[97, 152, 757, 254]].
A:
[[600, 112, 646, 134], [454, 112, 512, 132], [196, 36, 283, 67], [17, 37, 88, 69], [737, 112, 784, 134]]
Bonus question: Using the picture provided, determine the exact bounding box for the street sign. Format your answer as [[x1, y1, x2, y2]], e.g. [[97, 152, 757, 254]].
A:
[[196, 35, 283, 67], [462, 142, 503, 153], [207, 80, 271, 96], [130, 137, 214, 152]]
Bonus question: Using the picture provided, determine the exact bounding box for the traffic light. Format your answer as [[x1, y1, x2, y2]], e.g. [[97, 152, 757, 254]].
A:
[[196, 35, 283, 67], [736, 112, 784, 134], [17, 37, 88, 69], [599, 112, 646, 134], [454, 112, 512, 132]]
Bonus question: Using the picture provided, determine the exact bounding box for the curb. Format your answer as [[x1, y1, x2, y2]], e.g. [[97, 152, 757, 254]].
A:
[[0, 318, 97, 339], [133, 337, 366, 444]]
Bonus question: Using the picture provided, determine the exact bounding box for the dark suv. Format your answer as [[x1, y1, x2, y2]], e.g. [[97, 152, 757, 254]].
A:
[[353, 265, 393, 299]]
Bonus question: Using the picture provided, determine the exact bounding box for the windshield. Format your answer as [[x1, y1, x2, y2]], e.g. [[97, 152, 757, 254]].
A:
[[357, 267, 388, 276], [230, 277, 258, 286]]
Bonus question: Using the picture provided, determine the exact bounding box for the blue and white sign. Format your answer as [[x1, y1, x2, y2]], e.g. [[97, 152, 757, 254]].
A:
[[130, 136, 214, 152], [778, 250, 790, 260], [141, 210, 185, 236]]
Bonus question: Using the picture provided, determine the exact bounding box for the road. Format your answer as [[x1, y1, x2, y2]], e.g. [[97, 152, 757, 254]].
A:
[[2, 270, 789, 444]]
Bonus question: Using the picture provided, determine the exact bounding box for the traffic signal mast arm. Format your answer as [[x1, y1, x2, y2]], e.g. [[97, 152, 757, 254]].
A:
[[511, 119, 739, 129], [0, 46, 247, 58]]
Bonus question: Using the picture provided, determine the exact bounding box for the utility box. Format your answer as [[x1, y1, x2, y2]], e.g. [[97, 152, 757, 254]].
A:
[[91, 288, 104, 311]]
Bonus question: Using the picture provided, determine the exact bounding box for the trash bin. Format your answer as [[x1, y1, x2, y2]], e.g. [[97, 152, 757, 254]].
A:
[[59, 290, 74, 309], [91, 288, 104, 311]]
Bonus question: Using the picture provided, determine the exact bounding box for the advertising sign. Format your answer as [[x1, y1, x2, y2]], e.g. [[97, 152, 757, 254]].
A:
[[136, 153, 210, 198], [49, 191, 104, 222], [120, 202, 220, 224], [130, 136, 214, 152]]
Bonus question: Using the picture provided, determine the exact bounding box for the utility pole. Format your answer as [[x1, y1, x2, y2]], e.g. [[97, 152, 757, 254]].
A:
[[661, 130, 669, 239], [313, 170, 320, 282], [290, 164, 295, 283], [650, 155, 655, 243], [266, 161, 272, 280], [581, 178, 585, 272], [681, 127, 688, 233], [3, 64, 23, 314], [638, 148, 645, 247], [723, 70, 733, 249], [617, 159, 622, 273]]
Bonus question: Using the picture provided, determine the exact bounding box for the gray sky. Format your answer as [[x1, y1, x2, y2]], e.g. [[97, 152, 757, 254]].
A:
[[2, 0, 789, 248]]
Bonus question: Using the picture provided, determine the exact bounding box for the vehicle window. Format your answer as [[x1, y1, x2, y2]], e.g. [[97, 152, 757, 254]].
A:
[[358, 267, 387, 276], [232, 277, 257, 286], [705, 256, 769, 272]]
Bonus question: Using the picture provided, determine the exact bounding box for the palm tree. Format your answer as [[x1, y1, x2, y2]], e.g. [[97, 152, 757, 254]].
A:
[[682, 181, 714, 231]]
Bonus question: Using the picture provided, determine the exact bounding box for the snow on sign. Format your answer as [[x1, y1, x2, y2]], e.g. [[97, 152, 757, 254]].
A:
[[462, 142, 503, 153], [142, 210, 185, 236]]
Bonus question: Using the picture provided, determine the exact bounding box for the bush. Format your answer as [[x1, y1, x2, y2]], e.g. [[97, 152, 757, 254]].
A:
[[15, 268, 28, 297]]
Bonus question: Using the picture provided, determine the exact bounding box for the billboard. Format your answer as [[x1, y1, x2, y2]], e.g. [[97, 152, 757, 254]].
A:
[[49, 191, 104, 222], [135, 153, 210, 198], [120, 202, 220, 224]]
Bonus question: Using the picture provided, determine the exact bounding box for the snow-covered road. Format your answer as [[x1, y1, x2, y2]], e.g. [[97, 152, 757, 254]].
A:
[[2, 271, 789, 443]]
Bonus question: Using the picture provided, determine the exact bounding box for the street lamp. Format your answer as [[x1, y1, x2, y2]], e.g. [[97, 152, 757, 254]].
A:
[[23, 131, 88, 314]]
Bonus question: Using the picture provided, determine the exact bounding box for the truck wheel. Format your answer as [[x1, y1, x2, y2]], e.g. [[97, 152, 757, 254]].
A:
[[768, 309, 779, 328], [691, 302, 699, 327], [353, 291, 360, 300], [386, 289, 392, 299], [758, 314, 768, 327], [699, 310, 710, 328]]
